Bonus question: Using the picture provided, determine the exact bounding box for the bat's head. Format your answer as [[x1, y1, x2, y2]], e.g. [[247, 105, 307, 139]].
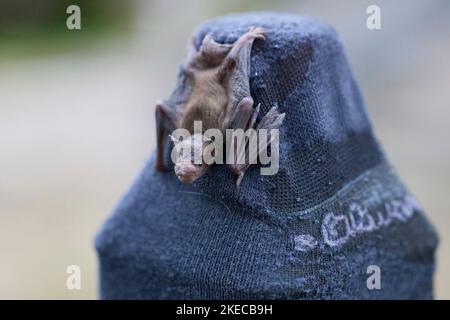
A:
[[171, 133, 210, 183]]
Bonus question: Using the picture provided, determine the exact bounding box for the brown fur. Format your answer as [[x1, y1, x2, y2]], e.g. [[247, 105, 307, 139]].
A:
[[180, 67, 229, 132]]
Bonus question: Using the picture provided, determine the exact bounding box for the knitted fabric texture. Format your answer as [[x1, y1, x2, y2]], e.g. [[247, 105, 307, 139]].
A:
[[95, 13, 438, 299]]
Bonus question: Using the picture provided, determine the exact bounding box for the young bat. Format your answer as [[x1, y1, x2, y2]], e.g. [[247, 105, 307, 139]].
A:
[[155, 26, 285, 186]]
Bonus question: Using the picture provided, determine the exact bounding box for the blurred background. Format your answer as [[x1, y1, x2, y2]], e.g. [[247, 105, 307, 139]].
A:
[[0, 0, 448, 299]]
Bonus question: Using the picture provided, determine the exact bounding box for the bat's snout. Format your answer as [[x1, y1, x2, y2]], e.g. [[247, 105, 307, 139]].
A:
[[174, 163, 203, 183]]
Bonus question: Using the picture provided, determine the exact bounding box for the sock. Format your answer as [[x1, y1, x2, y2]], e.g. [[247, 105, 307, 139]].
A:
[[95, 13, 438, 299]]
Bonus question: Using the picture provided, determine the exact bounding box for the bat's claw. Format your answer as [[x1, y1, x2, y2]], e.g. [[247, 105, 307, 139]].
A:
[[236, 172, 245, 188], [256, 106, 285, 130], [248, 26, 266, 41]]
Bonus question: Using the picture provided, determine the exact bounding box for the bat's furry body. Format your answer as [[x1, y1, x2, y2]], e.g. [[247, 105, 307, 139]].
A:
[[155, 27, 285, 185]]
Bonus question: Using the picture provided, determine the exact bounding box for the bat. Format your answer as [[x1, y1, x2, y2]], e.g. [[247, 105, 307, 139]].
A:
[[155, 26, 285, 186]]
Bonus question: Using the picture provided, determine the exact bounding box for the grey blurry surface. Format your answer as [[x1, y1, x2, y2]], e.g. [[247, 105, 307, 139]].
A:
[[0, 0, 448, 299]]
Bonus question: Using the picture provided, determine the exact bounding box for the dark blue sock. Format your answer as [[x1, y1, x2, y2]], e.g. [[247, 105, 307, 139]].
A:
[[95, 13, 438, 299]]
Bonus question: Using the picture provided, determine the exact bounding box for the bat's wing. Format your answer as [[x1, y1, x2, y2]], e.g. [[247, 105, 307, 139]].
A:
[[230, 105, 285, 187], [219, 27, 266, 130], [155, 43, 195, 171], [221, 27, 285, 186]]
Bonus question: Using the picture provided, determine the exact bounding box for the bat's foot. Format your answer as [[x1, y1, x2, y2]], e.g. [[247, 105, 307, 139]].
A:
[[256, 106, 285, 131], [229, 165, 246, 188], [248, 26, 266, 41], [200, 34, 233, 64], [236, 172, 245, 188]]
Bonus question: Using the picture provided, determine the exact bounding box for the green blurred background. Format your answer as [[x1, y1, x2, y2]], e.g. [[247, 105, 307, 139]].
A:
[[0, 0, 449, 299]]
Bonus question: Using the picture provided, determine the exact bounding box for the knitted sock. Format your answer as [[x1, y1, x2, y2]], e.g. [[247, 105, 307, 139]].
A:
[[95, 13, 438, 299]]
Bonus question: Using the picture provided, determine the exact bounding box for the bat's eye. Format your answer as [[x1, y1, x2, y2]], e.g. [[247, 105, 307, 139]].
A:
[[195, 164, 202, 167]]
